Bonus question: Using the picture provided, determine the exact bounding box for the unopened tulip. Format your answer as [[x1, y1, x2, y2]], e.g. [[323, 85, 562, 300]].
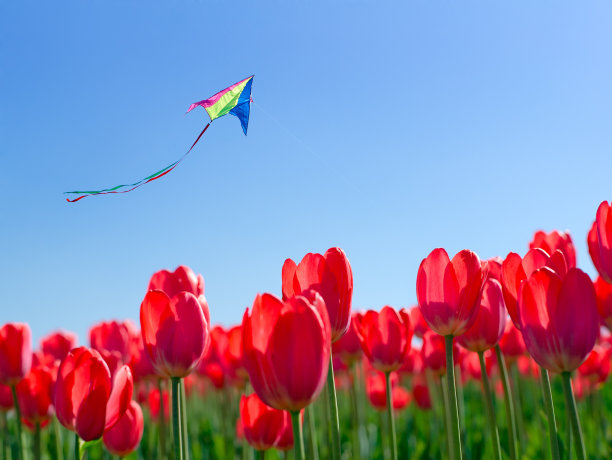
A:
[[40, 331, 77, 362], [89, 320, 134, 364], [594, 277, 612, 331], [498, 322, 526, 363], [140, 290, 209, 378], [0, 323, 32, 385], [0, 383, 12, 411], [501, 248, 567, 328], [103, 400, 144, 457], [148, 387, 169, 421], [354, 306, 413, 373], [412, 381, 432, 410], [148, 265, 210, 323], [282, 247, 353, 341], [421, 330, 458, 376], [408, 307, 429, 338], [518, 268, 599, 373], [416, 248, 485, 336], [242, 291, 331, 412], [16, 365, 54, 426], [332, 312, 363, 366], [55, 347, 133, 441], [529, 229, 576, 269], [456, 279, 506, 352], [366, 372, 410, 411], [240, 393, 292, 451], [577, 345, 611, 386]]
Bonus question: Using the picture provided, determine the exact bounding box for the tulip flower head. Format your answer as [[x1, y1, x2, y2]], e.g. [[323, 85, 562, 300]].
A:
[[0, 383, 13, 411], [408, 306, 429, 338], [282, 247, 353, 342], [529, 230, 576, 269], [40, 331, 77, 362], [54, 347, 133, 441], [16, 365, 55, 426], [416, 249, 485, 337], [594, 276, 612, 331], [456, 278, 507, 352], [240, 393, 292, 451], [354, 306, 413, 373], [149, 265, 210, 324], [366, 371, 410, 411], [140, 290, 210, 378], [242, 291, 331, 412], [0, 323, 32, 386], [498, 321, 526, 363], [412, 381, 432, 410], [331, 312, 363, 366], [89, 320, 135, 364], [102, 400, 144, 457], [518, 267, 599, 373]]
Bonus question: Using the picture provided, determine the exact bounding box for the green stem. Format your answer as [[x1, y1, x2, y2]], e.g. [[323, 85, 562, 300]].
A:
[[444, 335, 462, 460], [291, 411, 305, 460], [53, 417, 63, 460], [385, 372, 398, 460], [326, 353, 341, 460], [478, 351, 502, 460], [565, 401, 572, 460], [34, 421, 41, 460], [256, 449, 265, 460], [11, 384, 24, 460], [495, 345, 518, 460], [510, 363, 526, 456], [74, 432, 80, 460], [540, 368, 561, 460], [1, 410, 7, 460], [349, 365, 361, 460], [561, 373, 586, 460], [306, 405, 320, 460], [440, 374, 452, 459], [180, 380, 189, 460], [171, 377, 183, 460], [158, 379, 167, 459]]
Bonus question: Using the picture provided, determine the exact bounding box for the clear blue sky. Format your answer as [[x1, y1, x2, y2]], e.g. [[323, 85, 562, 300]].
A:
[[1, 1, 611, 344]]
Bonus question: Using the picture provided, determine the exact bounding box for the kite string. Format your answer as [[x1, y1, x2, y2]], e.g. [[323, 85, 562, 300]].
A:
[[65, 122, 211, 202]]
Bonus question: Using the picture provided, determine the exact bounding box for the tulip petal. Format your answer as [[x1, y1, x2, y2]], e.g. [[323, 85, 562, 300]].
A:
[[105, 365, 133, 430]]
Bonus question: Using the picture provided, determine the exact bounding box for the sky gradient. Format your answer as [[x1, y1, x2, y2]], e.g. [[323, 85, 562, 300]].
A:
[[1, 1, 611, 343]]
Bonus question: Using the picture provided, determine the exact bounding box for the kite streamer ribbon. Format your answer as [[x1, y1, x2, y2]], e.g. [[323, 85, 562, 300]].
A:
[[65, 123, 210, 202]]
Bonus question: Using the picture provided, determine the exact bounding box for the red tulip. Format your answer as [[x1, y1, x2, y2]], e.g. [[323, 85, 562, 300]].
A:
[[408, 306, 429, 338], [365, 371, 410, 411], [0, 383, 12, 411], [89, 320, 135, 364], [128, 337, 156, 382], [148, 265, 210, 324], [588, 221, 605, 280], [461, 351, 484, 381], [282, 247, 353, 342], [331, 312, 363, 366], [103, 400, 144, 456], [529, 229, 576, 269], [421, 330, 459, 376], [483, 257, 503, 281], [416, 249, 485, 336], [501, 248, 567, 328], [225, 325, 247, 384], [577, 345, 611, 386], [274, 414, 295, 451], [498, 322, 526, 363], [198, 326, 228, 389], [239, 393, 292, 451], [518, 267, 599, 373], [55, 347, 133, 441], [398, 346, 423, 376], [140, 290, 210, 378], [40, 331, 77, 362], [456, 279, 507, 352], [354, 306, 413, 373], [412, 381, 432, 410], [242, 291, 331, 412], [0, 323, 32, 386], [16, 365, 54, 425], [147, 387, 169, 421], [594, 277, 612, 331]]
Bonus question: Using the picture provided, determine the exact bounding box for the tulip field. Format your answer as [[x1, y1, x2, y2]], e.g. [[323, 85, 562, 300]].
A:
[[2, 202, 612, 460]]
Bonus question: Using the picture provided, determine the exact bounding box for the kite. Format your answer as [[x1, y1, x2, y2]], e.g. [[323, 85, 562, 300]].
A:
[[65, 75, 254, 202]]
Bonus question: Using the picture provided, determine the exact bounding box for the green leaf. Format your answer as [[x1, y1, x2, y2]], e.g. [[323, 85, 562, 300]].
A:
[[78, 437, 102, 459]]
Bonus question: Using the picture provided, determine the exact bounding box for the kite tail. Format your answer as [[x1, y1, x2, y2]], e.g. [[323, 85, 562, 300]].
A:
[[65, 123, 210, 202]]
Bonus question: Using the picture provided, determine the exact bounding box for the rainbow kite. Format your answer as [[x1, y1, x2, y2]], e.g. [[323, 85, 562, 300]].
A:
[[65, 75, 254, 202]]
